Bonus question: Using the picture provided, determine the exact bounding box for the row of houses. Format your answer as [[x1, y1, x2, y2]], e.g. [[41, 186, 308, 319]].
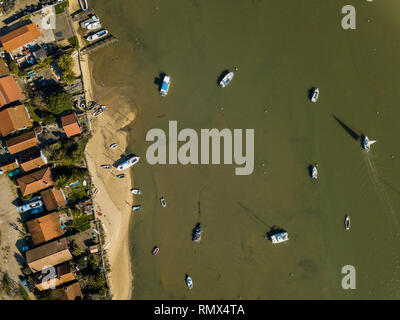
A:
[[0, 20, 86, 299]]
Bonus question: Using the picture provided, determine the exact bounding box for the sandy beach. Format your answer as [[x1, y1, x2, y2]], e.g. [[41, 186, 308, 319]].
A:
[[68, 0, 135, 299]]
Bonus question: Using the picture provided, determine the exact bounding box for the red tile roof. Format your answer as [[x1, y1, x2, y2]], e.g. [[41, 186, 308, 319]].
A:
[[0, 75, 24, 107], [26, 212, 64, 245], [40, 187, 66, 211], [17, 167, 54, 196], [61, 113, 81, 138], [0, 23, 41, 53], [6, 130, 39, 154], [0, 103, 31, 136]]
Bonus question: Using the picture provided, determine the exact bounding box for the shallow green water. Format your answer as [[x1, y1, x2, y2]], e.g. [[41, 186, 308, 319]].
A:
[[90, 0, 400, 299]]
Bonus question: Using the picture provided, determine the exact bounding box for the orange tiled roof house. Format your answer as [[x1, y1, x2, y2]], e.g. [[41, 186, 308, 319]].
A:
[[0, 22, 41, 53], [16, 167, 54, 196]]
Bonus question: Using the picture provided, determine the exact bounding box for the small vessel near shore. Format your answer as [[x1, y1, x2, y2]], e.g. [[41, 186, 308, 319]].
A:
[[192, 223, 202, 243], [79, 0, 89, 12], [109, 143, 117, 149], [86, 29, 108, 42], [363, 136, 376, 152], [186, 275, 193, 290], [345, 216, 350, 230], [131, 188, 142, 195], [92, 105, 107, 117], [117, 155, 140, 171], [160, 75, 171, 96], [86, 21, 102, 30], [270, 232, 289, 244], [311, 88, 319, 103], [152, 246, 159, 255], [311, 165, 318, 179], [160, 197, 167, 207], [132, 205, 142, 212], [116, 174, 125, 179], [80, 15, 99, 28], [219, 72, 234, 87], [101, 164, 111, 169]]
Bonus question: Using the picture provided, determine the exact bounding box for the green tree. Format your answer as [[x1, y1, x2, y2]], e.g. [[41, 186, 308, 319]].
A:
[[55, 175, 68, 189], [46, 91, 73, 115]]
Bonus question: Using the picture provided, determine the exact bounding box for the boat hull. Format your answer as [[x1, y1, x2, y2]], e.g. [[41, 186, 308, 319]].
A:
[[219, 72, 234, 87]]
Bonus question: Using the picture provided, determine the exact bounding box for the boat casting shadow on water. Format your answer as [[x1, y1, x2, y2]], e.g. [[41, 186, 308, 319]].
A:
[[332, 114, 360, 141], [154, 72, 166, 92], [265, 226, 287, 241], [217, 69, 230, 86]]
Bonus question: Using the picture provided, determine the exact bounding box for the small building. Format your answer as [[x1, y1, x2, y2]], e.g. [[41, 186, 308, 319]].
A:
[[16, 167, 54, 196], [0, 103, 31, 136], [60, 281, 83, 300], [0, 22, 41, 53], [34, 262, 75, 291], [32, 47, 47, 61], [6, 130, 39, 154], [89, 245, 99, 254], [18, 148, 47, 172], [26, 212, 64, 245], [0, 75, 24, 107], [26, 238, 72, 273], [61, 112, 81, 138], [40, 187, 67, 212]]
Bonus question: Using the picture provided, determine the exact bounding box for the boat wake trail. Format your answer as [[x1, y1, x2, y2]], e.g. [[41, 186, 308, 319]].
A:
[[364, 153, 398, 226]]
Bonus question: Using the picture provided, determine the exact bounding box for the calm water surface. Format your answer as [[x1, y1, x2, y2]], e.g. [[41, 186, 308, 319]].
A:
[[90, 0, 400, 299]]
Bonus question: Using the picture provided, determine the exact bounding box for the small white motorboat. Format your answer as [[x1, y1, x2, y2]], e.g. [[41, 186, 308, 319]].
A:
[[311, 165, 318, 179], [160, 75, 171, 96], [86, 29, 108, 42], [79, 0, 89, 12], [80, 15, 100, 28], [219, 72, 234, 87], [270, 232, 289, 244], [132, 205, 142, 212], [345, 216, 350, 230], [131, 188, 142, 195], [363, 136, 376, 152], [92, 105, 107, 117], [109, 143, 118, 149], [311, 88, 319, 103], [152, 246, 159, 255], [101, 164, 111, 169], [186, 275, 193, 290], [160, 197, 167, 207], [86, 21, 102, 30]]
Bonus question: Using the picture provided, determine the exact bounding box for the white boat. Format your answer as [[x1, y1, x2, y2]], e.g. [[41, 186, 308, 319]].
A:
[[117, 155, 140, 171], [101, 164, 111, 169], [131, 188, 142, 195], [79, 0, 88, 12], [109, 143, 118, 149], [311, 88, 319, 103], [345, 216, 350, 230], [132, 205, 142, 212], [363, 136, 376, 152], [80, 15, 100, 28], [160, 75, 171, 96], [186, 276, 193, 290], [93, 105, 107, 117], [86, 21, 102, 30], [192, 223, 202, 243], [312, 166, 318, 179], [160, 197, 166, 207], [270, 232, 289, 244], [86, 29, 108, 42], [219, 72, 234, 87]]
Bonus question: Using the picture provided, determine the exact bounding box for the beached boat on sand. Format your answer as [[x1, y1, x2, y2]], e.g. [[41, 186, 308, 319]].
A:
[[160, 75, 171, 96], [131, 188, 142, 195], [219, 72, 234, 87], [363, 136, 376, 152], [117, 155, 140, 171], [80, 15, 99, 28], [270, 232, 289, 244], [311, 88, 319, 103], [132, 205, 142, 212], [86, 29, 108, 42], [92, 105, 107, 117]]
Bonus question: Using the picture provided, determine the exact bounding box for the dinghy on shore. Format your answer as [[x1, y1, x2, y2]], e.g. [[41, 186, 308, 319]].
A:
[[79, 0, 88, 11]]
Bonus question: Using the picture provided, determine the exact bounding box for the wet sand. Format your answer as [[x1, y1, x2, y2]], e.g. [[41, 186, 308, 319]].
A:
[[69, 0, 135, 299]]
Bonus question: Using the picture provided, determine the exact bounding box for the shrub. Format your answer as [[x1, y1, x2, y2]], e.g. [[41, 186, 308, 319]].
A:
[[46, 91, 73, 115], [68, 36, 79, 49]]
